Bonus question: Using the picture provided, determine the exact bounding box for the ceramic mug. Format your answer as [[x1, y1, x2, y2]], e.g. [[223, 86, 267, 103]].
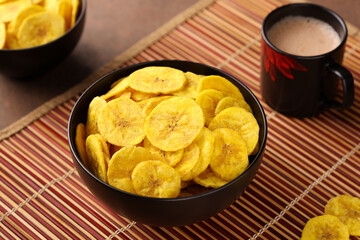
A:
[[260, 3, 354, 118]]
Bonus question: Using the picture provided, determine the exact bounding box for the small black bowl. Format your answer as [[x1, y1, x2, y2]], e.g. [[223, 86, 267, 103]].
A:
[[0, 0, 86, 79], [68, 60, 267, 227]]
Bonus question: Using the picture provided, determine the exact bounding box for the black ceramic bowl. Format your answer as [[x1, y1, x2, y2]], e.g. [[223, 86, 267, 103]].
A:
[[68, 60, 267, 227], [0, 0, 86, 78]]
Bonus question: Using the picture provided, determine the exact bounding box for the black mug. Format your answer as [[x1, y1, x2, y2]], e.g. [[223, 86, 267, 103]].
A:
[[260, 3, 354, 118]]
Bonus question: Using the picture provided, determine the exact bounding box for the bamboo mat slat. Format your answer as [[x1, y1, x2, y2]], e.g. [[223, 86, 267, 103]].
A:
[[1, 0, 360, 239]]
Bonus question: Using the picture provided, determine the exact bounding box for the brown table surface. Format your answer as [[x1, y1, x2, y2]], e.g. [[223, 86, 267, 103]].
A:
[[0, 0, 359, 130]]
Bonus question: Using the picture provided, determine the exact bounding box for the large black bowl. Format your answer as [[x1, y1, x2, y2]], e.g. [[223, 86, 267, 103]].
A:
[[0, 0, 86, 78], [68, 60, 267, 227]]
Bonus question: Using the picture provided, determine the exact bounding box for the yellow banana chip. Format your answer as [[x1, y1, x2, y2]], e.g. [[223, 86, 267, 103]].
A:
[[5, 30, 21, 49], [141, 95, 173, 116], [45, 0, 78, 29], [215, 96, 252, 114], [70, 0, 79, 27], [0, 22, 5, 49], [85, 134, 110, 183], [210, 128, 249, 181], [325, 195, 360, 236], [0, 0, 31, 23], [145, 97, 204, 151], [107, 146, 159, 181], [10, 5, 45, 36], [196, 89, 224, 126], [106, 90, 132, 102], [130, 89, 158, 102], [194, 168, 229, 189], [301, 215, 350, 240], [182, 127, 214, 181], [18, 11, 65, 49], [128, 66, 186, 94], [173, 71, 202, 99], [42, 0, 56, 10], [86, 96, 107, 136], [143, 137, 183, 167], [209, 107, 259, 155], [97, 98, 146, 146], [174, 143, 200, 181], [132, 160, 181, 198], [75, 123, 88, 167], [55, 0, 72, 31], [197, 75, 244, 101], [108, 177, 136, 194]]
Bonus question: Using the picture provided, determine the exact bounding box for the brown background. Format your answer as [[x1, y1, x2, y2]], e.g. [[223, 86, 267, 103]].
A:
[[0, 0, 358, 130]]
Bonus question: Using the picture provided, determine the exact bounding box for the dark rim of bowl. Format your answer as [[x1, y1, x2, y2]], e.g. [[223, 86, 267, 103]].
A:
[[0, 0, 87, 52], [68, 60, 268, 202]]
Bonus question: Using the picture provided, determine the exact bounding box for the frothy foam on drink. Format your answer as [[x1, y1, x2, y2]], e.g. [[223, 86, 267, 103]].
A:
[[267, 15, 341, 56]]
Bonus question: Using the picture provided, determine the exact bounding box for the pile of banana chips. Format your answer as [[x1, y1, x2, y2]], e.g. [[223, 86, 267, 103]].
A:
[[75, 66, 260, 198], [0, 0, 80, 49], [301, 195, 360, 239]]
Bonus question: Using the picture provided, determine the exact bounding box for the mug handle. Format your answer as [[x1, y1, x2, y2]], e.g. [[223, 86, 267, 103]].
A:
[[324, 62, 354, 109]]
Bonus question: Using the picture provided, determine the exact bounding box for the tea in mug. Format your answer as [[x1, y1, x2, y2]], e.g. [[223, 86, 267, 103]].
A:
[[267, 15, 341, 56]]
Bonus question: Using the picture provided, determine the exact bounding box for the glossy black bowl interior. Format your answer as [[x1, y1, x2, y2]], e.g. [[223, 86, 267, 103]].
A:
[[68, 60, 267, 227], [0, 0, 87, 78]]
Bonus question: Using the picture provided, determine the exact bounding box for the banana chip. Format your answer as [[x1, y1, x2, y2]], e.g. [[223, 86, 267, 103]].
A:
[[210, 128, 248, 181], [0, 0, 31, 23], [106, 91, 132, 102], [86, 96, 107, 136], [85, 134, 110, 183], [107, 146, 159, 185], [130, 89, 158, 102], [18, 11, 65, 49], [173, 71, 202, 99], [97, 98, 146, 147], [325, 195, 360, 236], [5, 30, 21, 49], [198, 75, 244, 101], [143, 137, 183, 167], [55, 0, 73, 31], [128, 66, 186, 94], [145, 97, 204, 151], [43, 0, 56, 10], [174, 143, 200, 180], [141, 95, 173, 116], [194, 168, 229, 189], [10, 5, 44, 35], [209, 107, 259, 155], [70, 0, 80, 27], [132, 160, 181, 198], [182, 127, 214, 181], [215, 96, 252, 114], [108, 177, 136, 194], [0, 22, 5, 49], [196, 89, 224, 126], [301, 215, 350, 240], [75, 123, 88, 167]]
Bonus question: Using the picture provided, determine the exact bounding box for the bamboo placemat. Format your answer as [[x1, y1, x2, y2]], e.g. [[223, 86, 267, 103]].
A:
[[1, 0, 359, 239]]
